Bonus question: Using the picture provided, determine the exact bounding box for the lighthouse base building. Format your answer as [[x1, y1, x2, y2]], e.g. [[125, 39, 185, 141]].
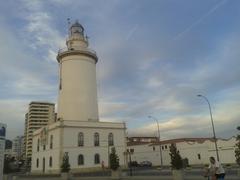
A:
[[31, 121, 126, 174], [31, 21, 127, 174]]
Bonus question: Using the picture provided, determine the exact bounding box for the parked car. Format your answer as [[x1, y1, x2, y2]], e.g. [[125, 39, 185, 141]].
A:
[[128, 161, 138, 167], [139, 161, 152, 167]]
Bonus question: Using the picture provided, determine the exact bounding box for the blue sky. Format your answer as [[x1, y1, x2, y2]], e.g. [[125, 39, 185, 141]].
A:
[[0, 0, 239, 139]]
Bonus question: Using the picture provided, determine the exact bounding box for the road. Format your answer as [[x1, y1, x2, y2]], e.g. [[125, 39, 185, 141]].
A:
[[8, 167, 239, 180], [74, 166, 238, 177]]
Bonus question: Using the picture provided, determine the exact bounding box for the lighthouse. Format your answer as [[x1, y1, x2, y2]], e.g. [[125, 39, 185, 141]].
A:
[[31, 20, 126, 174], [57, 20, 99, 122]]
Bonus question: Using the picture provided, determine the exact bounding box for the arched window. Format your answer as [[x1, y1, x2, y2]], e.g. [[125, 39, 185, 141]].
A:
[[36, 158, 39, 168], [37, 139, 40, 152], [50, 135, 53, 149], [43, 157, 45, 173], [49, 156, 52, 167], [78, 154, 84, 165], [78, 132, 84, 146], [94, 154, 100, 164], [94, 133, 99, 146], [108, 133, 114, 146]]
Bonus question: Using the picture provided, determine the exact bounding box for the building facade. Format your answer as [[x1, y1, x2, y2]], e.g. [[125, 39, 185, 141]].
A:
[[24, 102, 55, 161], [0, 123, 6, 180], [31, 21, 126, 174], [127, 137, 237, 166], [12, 136, 24, 160]]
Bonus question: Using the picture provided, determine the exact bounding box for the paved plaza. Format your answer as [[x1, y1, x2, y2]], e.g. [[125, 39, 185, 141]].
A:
[[5, 167, 239, 180]]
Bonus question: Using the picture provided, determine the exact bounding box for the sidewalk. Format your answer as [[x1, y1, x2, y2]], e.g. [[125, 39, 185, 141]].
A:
[[13, 175, 239, 180]]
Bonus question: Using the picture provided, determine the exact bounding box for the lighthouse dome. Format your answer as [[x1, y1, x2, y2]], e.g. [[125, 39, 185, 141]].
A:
[[70, 20, 84, 36]]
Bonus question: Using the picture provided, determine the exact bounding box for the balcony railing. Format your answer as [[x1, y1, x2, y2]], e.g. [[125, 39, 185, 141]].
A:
[[58, 47, 97, 55]]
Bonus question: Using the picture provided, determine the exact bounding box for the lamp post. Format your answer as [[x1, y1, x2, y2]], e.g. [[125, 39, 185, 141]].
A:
[[125, 149, 133, 176], [197, 94, 220, 161], [101, 140, 110, 168], [148, 115, 163, 166]]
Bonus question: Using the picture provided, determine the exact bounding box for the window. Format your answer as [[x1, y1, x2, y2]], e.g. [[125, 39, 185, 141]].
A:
[[162, 146, 164, 150], [198, 154, 201, 160], [94, 154, 100, 164], [78, 154, 84, 165], [153, 146, 155, 151], [43, 145, 46, 151], [49, 156, 52, 167], [50, 135, 53, 149], [37, 139, 40, 152], [78, 132, 84, 146], [94, 133, 99, 146], [165, 145, 167, 149], [36, 158, 39, 168], [108, 133, 114, 146]]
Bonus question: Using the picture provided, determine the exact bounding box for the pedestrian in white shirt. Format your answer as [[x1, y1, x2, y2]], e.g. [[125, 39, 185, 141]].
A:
[[208, 157, 225, 180]]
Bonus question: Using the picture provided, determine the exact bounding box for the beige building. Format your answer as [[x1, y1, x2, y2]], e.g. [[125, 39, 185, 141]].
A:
[[127, 137, 237, 166], [24, 102, 55, 162], [31, 21, 126, 174]]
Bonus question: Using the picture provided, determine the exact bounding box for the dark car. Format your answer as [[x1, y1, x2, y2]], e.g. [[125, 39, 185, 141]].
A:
[[139, 161, 152, 167], [128, 161, 138, 167]]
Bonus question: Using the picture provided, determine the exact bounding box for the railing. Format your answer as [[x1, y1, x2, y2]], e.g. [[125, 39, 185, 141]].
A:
[[58, 47, 97, 55]]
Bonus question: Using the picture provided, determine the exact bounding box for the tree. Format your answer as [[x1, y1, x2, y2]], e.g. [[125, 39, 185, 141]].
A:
[[169, 143, 183, 170], [61, 152, 71, 173], [235, 126, 240, 166], [109, 147, 120, 170], [4, 156, 18, 174]]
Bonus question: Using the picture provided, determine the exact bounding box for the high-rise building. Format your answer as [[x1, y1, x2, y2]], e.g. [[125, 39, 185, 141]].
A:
[[12, 136, 24, 160], [31, 21, 126, 174], [24, 102, 55, 161], [0, 123, 6, 180]]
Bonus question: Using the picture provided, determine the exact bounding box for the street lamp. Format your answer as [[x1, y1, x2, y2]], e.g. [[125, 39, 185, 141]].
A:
[[148, 115, 163, 166], [197, 94, 220, 161], [101, 140, 110, 168]]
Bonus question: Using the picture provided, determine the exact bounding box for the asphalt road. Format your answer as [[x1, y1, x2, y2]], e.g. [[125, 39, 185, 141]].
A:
[[10, 167, 239, 180], [74, 166, 238, 177]]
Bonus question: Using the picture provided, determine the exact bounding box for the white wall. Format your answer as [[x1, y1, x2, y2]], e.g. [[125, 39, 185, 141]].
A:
[[31, 121, 126, 174], [128, 144, 171, 166], [57, 54, 99, 122], [32, 126, 61, 174], [62, 125, 126, 171], [127, 137, 237, 167]]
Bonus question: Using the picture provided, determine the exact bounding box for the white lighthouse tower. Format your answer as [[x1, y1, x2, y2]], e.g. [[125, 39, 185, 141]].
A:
[[57, 20, 99, 122], [31, 21, 126, 174]]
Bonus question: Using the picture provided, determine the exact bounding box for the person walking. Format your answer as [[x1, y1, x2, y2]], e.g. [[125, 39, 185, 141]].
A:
[[207, 157, 225, 180], [101, 160, 105, 170]]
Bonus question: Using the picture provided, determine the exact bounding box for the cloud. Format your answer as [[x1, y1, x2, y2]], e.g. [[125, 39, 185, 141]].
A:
[[173, 0, 229, 40], [0, 100, 28, 138], [0, 0, 240, 140], [20, 0, 65, 62], [130, 99, 240, 139]]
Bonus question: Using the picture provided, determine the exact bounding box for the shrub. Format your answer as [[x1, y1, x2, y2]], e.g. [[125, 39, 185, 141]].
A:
[[235, 126, 240, 166], [61, 152, 71, 173], [109, 147, 120, 171], [169, 143, 183, 170]]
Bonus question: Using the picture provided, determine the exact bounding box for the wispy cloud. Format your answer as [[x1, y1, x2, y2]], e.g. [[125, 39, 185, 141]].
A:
[[173, 0, 228, 41], [20, 0, 65, 61], [0, 0, 239, 140]]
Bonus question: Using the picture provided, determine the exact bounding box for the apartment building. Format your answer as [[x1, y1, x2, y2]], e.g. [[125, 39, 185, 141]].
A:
[[24, 102, 55, 162], [12, 136, 24, 160]]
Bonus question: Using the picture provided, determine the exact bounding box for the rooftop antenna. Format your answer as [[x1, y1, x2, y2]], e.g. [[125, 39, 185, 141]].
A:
[[67, 18, 71, 36], [85, 35, 89, 45]]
